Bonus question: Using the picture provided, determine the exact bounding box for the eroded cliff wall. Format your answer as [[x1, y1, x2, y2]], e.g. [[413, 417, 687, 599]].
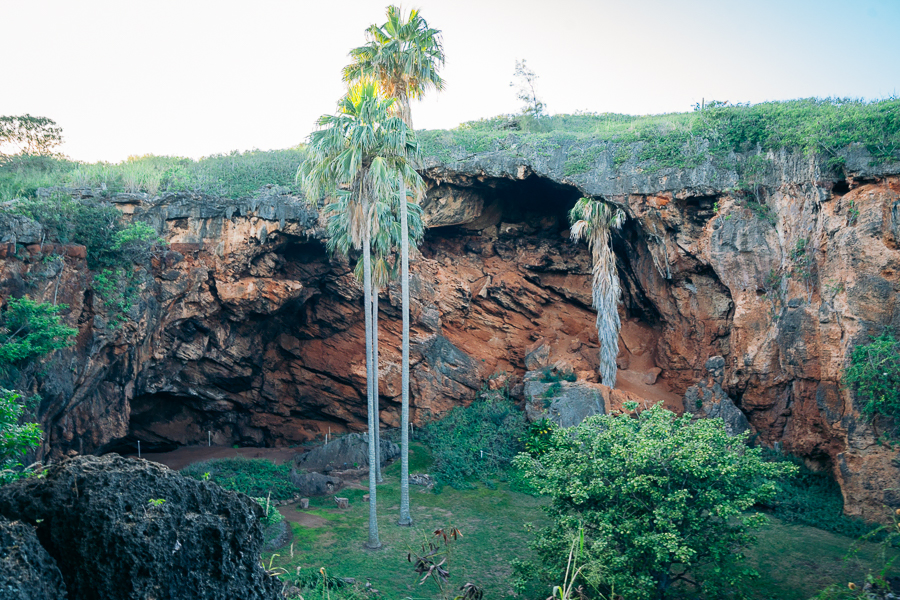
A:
[[2, 141, 899, 519]]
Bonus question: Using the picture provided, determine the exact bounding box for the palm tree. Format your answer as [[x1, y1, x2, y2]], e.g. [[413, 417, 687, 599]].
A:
[[344, 4, 445, 527], [327, 187, 425, 484], [569, 197, 626, 389], [298, 80, 418, 549]]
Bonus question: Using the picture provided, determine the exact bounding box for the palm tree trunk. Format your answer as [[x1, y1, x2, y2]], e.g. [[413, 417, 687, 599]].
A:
[[592, 228, 620, 389], [372, 284, 382, 484], [363, 233, 381, 549], [398, 173, 412, 526]]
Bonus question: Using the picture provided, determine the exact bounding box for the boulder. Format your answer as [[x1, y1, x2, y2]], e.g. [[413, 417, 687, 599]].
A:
[[0, 515, 68, 600], [524, 340, 550, 370], [0, 455, 279, 600], [523, 375, 606, 428], [292, 433, 399, 473], [288, 471, 343, 497]]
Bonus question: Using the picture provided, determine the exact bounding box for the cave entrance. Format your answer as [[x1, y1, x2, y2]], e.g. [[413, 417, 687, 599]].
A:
[[422, 173, 584, 239], [98, 393, 240, 456], [415, 172, 680, 411]]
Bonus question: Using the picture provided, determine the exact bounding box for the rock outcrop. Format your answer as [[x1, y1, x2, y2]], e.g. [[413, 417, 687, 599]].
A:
[[0, 455, 280, 600], [293, 432, 399, 473], [0, 516, 68, 600], [1, 141, 899, 519], [684, 356, 751, 437]]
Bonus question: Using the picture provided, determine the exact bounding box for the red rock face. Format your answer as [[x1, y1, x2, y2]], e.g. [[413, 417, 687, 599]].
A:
[[614, 179, 900, 521], [2, 172, 898, 520]]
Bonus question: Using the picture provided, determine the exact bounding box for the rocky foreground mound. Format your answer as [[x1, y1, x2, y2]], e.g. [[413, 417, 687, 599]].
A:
[[0, 455, 280, 600]]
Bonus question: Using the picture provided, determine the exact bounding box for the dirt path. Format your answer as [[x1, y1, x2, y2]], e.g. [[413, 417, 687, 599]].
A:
[[134, 446, 299, 470]]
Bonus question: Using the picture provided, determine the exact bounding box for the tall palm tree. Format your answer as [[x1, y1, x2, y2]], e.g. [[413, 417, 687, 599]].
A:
[[344, 4, 445, 527], [569, 197, 626, 389], [298, 80, 418, 549], [327, 187, 425, 484]]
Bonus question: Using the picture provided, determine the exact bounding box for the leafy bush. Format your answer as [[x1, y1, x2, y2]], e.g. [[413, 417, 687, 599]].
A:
[[844, 331, 900, 427], [92, 268, 140, 328], [0, 297, 77, 375], [523, 418, 557, 457], [181, 457, 296, 501], [0, 389, 42, 485], [252, 495, 285, 527], [423, 392, 527, 490], [513, 404, 797, 600]]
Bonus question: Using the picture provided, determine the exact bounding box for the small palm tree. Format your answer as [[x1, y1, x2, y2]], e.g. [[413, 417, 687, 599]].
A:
[[569, 197, 625, 388], [344, 4, 444, 528], [298, 79, 418, 549]]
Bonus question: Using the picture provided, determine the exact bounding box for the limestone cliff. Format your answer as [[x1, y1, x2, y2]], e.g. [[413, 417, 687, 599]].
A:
[[1, 139, 899, 520]]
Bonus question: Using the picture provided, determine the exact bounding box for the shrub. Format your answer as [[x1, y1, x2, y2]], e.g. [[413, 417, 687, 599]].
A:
[[0, 297, 77, 375], [181, 457, 296, 501], [423, 392, 527, 490], [513, 404, 797, 600], [252, 494, 285, 527], [0, 389, 42, 485], [843, 331, 900, 428]]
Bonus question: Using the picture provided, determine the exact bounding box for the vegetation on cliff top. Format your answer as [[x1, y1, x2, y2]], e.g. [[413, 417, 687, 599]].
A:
[[418, 97, 900, 174], [0, 147, 307, 202], [2, 97, 897, 205]]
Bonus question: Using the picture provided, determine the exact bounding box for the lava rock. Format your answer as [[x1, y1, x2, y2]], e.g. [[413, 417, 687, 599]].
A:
[[0, 515, 68, 600], [288, 471, 343, 497], [292, 433, 398, 474], [0, 454, 279, 600]]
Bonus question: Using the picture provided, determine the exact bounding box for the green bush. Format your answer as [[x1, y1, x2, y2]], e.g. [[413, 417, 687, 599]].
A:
[[513, 404, 797, 600], [252, 495, 285, 527], [0, 297, 77, 375], [0, 389, 42, 485], [423, 392, 527, 490], [181, 457, 296, 501], [538, 367, 577, 383], [844, 331, 900, 428]]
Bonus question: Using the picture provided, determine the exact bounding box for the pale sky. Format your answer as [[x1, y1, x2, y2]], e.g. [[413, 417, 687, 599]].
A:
[[3, 0, 899, 163]]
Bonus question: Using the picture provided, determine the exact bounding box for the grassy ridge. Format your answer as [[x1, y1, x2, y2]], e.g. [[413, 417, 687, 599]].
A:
[[418, 97, 900, 174], [2, 98, 897, 204], [0, 147, 306, 202]]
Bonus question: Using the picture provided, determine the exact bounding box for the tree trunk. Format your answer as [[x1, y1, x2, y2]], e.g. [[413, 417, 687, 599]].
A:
[[362, 235, 381, 549], [592, 226, 621, 389], [372, 284, 382, 483], [398, 173, 412, 526]]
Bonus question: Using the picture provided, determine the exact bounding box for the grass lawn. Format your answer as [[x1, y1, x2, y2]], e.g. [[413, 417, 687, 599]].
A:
[[745, 518, 899, 600], [265, 442, 546, 599], [264, 442, 898, 600]]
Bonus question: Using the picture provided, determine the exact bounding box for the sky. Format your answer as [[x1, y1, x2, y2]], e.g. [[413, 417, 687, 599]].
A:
[[3, 0, 899, 163]]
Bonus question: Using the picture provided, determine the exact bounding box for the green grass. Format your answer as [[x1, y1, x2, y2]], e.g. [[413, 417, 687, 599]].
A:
[[419, 97, 900, 174], [265, 443, 546, 600], [744, 518, 899, 600]]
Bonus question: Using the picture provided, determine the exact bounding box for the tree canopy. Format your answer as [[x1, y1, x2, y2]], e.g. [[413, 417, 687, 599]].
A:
[[0, 114, 63, 158], [514, 404, 796, 599], [0, 297, 78, 373], [343, 5, 445, 127]]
